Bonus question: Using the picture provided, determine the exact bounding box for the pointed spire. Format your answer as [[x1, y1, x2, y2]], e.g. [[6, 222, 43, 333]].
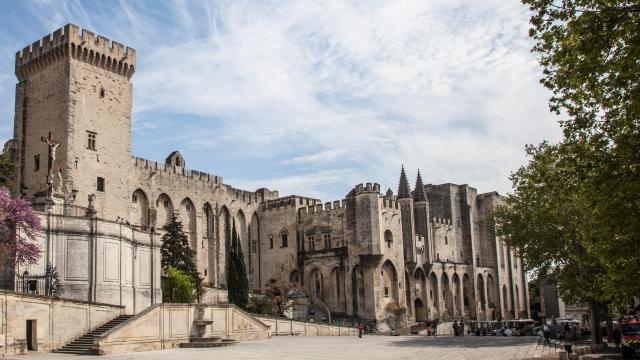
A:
[[397, 165, 411, 199], [385, 188, 394, 198], [413, 169, 427, 202]]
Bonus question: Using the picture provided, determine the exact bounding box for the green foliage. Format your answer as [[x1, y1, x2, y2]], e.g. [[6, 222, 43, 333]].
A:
[[494, 143, 610, 303], [497, 0, 640, 313], [160, 216, 203, 302], [0, 152, 13, 189], [247, 294, 275, 315], [227, 221, 249, 309], [162, 266, 194, 303], [524, 0, 640, 136]]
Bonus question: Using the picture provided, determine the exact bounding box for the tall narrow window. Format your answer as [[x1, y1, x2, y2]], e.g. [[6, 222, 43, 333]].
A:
[[96, 177, 105, 192], [307, 236, 315, 251], [269, 235, 274, 249], [87, 131, 96, 150], [99, 88, 106, 98], [34, 155, 40, 172], [323, 234, 331, 249], [281, 231, 288, 248]]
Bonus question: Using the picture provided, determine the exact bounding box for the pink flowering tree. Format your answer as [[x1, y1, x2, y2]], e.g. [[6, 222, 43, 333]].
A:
[[0, 187, 41, 266]]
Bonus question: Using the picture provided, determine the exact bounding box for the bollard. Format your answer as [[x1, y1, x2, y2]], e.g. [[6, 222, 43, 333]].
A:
[[558, 350, 568, 360]]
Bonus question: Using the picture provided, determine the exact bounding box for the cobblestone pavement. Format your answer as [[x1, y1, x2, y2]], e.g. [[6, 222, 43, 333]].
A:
[[8, 335, 540, 360]]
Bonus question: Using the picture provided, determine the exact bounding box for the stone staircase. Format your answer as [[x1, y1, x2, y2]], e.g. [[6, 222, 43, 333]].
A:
[[532, 338, 561, 359], [54, 314, 134, 355]]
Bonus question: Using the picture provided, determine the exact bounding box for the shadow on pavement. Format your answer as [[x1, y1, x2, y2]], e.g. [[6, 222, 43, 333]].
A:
[[388, 335, 538, 348]]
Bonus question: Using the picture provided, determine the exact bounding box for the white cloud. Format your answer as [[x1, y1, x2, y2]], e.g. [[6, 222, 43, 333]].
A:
[[0, 0, 563, 200], [228, 169, 361, 202], [281, 150, 345, 166]]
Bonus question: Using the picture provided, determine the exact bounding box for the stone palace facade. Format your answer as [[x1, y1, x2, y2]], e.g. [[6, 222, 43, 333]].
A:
[[6, 24, 529, 326]]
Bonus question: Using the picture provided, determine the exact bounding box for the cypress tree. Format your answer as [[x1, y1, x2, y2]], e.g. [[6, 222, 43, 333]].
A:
[[161, 216, 203, 302], [227, 221, 249, 309]]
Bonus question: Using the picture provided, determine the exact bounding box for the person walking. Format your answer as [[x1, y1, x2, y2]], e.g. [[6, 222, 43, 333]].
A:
[[460, 320, 465, 336], [613, 326, 621, 350], [357, 322, 364, 338], [543, 324, 551, 344], [432, 322, 438, 337], [453, 320, 459, 337]]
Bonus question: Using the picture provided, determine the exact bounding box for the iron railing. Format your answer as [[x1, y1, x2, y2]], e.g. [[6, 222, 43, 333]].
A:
[[14, 272, 47, 295], [1, 267, 59, 298]]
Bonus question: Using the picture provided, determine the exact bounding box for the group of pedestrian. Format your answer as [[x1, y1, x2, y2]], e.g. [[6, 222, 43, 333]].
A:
[[355, 322, 370, 338]]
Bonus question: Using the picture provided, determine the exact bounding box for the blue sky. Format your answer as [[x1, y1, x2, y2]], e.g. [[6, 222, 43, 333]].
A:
[[0, 0, 561, 201]]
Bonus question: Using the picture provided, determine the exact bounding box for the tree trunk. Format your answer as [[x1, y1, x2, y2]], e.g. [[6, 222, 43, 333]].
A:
[[590, 301, 603, 344], [606, 319, 614, 343]]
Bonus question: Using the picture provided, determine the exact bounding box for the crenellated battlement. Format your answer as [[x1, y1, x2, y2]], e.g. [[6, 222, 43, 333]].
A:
[[262, 195, 320, 211], [15, 23, 136, 81], [347, 182, 381, 197], [132, 156, 267, 204], [298, 199, 347, 216], [133, 156, 223, 185], [381, 197, 400, 210]]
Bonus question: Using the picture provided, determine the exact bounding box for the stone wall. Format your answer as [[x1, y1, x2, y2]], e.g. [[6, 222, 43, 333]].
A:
[[0, 290, 123, 356], [257, 316, 357, 336], [201, 287, 228, 304], [95, 303, 270, 355], [16, 212, 162, 314]]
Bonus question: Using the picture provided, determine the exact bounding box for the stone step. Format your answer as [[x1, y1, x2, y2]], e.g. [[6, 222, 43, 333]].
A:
[[60, 347, 92, 351], [69, 341, 94, 345], [55, 314, 134, 354], [54, 350, 94, 355], [61, 343, 92, 348]]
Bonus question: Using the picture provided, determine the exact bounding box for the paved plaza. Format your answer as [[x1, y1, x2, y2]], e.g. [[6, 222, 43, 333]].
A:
[[8, 335, 541, 360]]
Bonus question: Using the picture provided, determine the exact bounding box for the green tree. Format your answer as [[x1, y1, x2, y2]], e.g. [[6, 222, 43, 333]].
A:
[[493, 141, 608, 306], [0, 152, 13, 189], [160, 216, 203, 302], [524, 0, 640, 136], [522, 0, 640, 305], [227, 221, 249, 309], [499, 0, 640, 336], [162, 266, 194, 303]]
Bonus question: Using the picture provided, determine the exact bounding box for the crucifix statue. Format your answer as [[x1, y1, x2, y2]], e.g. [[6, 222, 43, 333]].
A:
[[41, 132, 60, 173], [41, 132, 60, 199]]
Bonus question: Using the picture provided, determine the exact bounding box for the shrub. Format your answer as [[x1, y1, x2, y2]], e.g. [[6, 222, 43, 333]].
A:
[[162, 266, 194, 303]]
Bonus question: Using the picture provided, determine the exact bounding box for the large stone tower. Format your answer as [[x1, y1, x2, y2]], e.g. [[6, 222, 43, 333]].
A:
[[13, 24, 135, 216]]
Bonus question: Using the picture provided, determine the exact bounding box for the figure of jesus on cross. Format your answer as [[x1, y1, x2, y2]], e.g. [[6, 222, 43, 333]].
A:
[[41, 132, 60, 173], [41, 132, 60, 199]]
